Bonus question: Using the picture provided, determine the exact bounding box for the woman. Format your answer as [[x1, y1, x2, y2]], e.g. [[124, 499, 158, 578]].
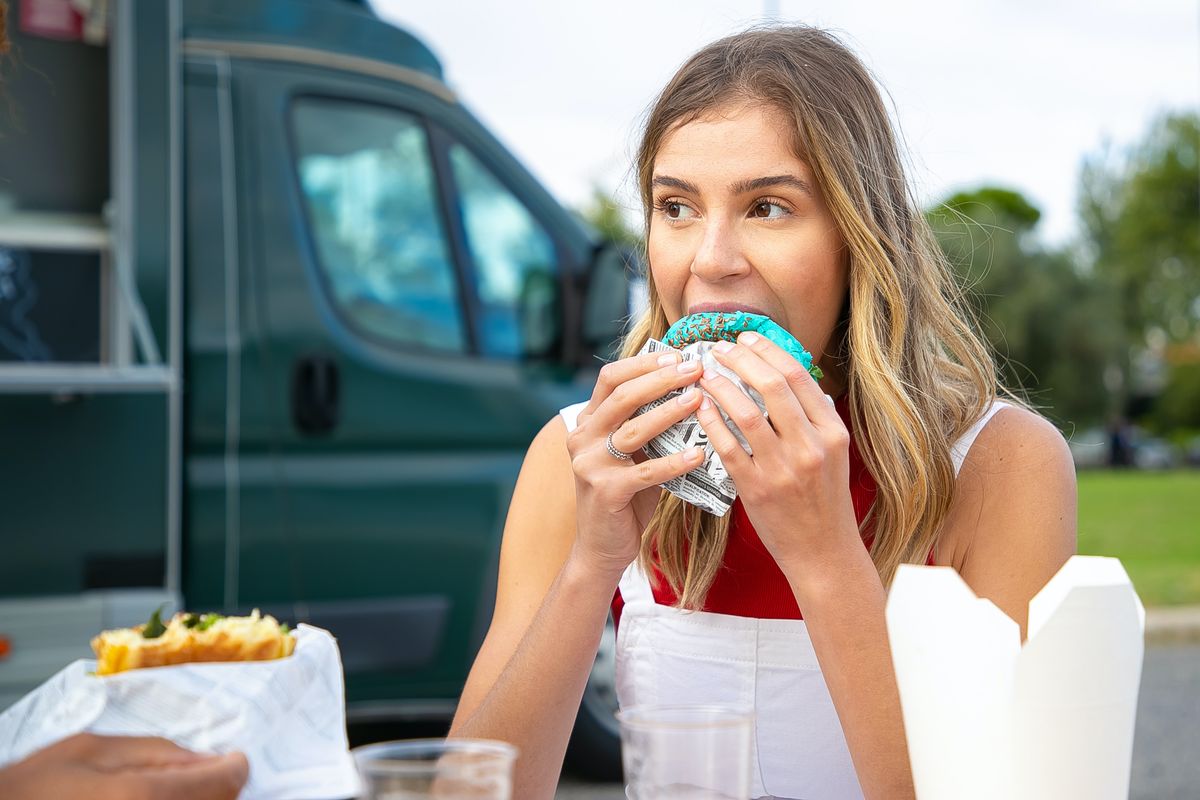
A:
[[449, 24, 1076, 800]]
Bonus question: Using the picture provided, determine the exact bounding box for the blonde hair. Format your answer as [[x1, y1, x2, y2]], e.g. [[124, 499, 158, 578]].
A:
[[623, 25, 999, 607]]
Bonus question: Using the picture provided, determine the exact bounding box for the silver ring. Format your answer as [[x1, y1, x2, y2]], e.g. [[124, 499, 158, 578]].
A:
[[606, 431, 633, 461]]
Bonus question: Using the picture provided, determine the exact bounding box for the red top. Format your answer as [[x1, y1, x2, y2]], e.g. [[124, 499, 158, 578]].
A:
[[612, 393, 930, 629]]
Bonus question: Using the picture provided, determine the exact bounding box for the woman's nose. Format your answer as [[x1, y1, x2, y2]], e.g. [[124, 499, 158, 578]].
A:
[[690, 218, 751, 283]]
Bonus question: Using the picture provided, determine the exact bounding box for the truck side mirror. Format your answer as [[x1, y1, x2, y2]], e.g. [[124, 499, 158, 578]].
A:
[[582, 242, 643, 361]]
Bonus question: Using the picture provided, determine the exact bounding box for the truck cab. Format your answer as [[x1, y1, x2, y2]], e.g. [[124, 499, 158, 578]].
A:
[[0, 0, 627, 777]]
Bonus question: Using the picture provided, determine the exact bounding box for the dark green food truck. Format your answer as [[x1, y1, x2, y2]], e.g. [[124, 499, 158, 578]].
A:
[[0, 0, 630, 778]]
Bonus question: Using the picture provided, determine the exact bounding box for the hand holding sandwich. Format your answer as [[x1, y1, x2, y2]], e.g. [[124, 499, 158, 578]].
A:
[[0, 732, 247, 800], [565, 348, 706, 582], [698, 330, 865, 588]]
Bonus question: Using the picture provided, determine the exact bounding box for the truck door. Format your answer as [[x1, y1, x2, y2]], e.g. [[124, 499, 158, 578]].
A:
[[182, 56, 290, 623], [217, 58, 588, 706]]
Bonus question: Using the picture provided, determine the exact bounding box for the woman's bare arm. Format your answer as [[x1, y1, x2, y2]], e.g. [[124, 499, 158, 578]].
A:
[[448, 417, 615, 799], [449, 352, 705, 799], [785, 406, 1076, 799]]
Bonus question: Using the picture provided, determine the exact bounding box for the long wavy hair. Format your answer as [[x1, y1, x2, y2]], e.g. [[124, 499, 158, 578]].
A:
[[623, 25, 1000, 607]]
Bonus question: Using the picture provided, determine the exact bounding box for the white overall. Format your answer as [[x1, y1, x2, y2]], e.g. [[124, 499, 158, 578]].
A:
[[560, 399, 1010, 800]]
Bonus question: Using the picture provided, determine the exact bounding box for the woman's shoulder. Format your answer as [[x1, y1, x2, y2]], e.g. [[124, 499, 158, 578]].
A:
[[941, 400, 1077, 636], [522, 411, 575, 492], [967, 400, 1072, 475], [939, 399, 1075, 553]]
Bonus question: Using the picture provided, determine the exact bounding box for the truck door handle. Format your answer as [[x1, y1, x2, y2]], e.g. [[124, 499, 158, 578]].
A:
[[291, 355, 339, 434]]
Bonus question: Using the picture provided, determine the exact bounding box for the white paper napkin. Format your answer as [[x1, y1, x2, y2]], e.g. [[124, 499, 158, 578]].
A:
[[0, 623, 362, 800], [886, 555, 1144, 800]]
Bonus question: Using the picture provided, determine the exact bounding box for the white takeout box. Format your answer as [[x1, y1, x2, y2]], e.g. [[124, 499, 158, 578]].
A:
[[0, 623, 362, 800], [886, 555, 1144, 800]]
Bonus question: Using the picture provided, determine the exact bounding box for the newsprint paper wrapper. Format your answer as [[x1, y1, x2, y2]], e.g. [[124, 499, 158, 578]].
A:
[[886, 556, 1144, 800], [635, 338, 832, 516], [0, 624, 362, 800]]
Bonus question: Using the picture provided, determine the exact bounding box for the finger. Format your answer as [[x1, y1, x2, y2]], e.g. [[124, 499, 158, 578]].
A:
[[698, 366, 777, 457], [584, 349, 681, 417], [735, 331, 841, 430], [83, 735, 213, 771], [130, 752, 249, 800], [695, 393, 754, 475], [612, 386, 703, 453], [32, 731, 100, 760], [613, 446, 706, 494], [588, 357, 702, 432], [708, 340, 810, 437]]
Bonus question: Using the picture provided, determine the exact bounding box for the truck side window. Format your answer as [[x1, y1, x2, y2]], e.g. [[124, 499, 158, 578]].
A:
[[292, 100, 466, 353], [448, 144, 559, 359]]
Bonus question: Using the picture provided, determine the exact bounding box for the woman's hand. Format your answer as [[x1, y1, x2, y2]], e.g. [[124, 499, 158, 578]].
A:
[[567, 350, 706, 582], [0, 733, 248, 800], [697, 331, 861, 580]]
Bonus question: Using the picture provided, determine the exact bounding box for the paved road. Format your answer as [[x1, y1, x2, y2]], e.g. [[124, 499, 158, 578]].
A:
[[557, 644, 1200, 799], [1129, 644, 1200, 800]]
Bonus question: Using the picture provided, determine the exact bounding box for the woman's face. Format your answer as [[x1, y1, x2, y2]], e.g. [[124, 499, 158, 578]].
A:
[[648, 101, 849, 375]]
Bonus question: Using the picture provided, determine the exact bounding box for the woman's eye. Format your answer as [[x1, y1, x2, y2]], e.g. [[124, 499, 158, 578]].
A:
[[751, 201, 790, 219], [664, 201, 695, 220]]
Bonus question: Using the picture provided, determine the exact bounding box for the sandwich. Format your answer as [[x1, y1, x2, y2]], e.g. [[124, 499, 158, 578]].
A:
[[662, 311, 824, 379], [91, 607, 296, 676]]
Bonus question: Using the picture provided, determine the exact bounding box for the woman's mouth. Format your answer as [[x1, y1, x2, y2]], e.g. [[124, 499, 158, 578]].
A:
[[685, 302, 772, 318]]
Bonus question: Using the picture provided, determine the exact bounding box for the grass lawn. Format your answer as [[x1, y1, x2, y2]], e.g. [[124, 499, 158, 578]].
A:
[[1076, 470, 1200, 606]]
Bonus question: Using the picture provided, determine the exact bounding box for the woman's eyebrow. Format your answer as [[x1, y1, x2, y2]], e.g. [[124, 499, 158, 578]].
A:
[[651, 175, 701, 194], [651, 174, 813, 197], [730, 174, 813, 197]]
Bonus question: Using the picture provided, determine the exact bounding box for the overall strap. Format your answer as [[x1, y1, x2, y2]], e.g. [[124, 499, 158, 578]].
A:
[[950, 399, 1011, 477], [618, 561, 655, 605], [558, 401, 588, 433]]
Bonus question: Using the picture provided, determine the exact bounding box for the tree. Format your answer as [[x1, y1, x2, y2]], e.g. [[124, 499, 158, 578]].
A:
[[927, 187, 1117, 428], [1081, 112, 1200, 345], [1157, 360, 1200, 431], [1079, 111, 1200, 427], [576, 187, 644, 252]]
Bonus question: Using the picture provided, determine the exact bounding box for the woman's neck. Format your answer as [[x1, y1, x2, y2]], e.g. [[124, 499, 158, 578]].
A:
[[817, 357, 849, 400]]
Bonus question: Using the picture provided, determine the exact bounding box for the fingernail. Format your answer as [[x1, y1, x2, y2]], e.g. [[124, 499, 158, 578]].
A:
[[686, 447, 704, 462], [677, 388, 696, 404], [700, 397, 712, 411], [713, 340, 734, 353], [703, 368, 717, 381], [678, 360, 700, 372], [657, 353, 677, 367], [739, 332, 759, 345]]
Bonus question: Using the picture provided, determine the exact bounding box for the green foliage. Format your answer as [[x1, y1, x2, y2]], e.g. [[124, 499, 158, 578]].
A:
[[577, 187, 644, 251], [1079, 111, 1200, 428], [1077, 470, 1200, 606], [929, 111, 1200, 431], [942, 187, 1042, 229], [927, 188, 1117, 427], [1080, 112, 1200, 346], [1157, 362, 1200, 430]]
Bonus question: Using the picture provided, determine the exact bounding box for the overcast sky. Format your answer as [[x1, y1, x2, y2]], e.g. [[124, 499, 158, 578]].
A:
[[371, 1, 1198, 247]]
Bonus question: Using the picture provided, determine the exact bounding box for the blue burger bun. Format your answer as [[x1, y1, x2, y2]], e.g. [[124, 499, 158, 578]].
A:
[[662, 312, 824, 380]]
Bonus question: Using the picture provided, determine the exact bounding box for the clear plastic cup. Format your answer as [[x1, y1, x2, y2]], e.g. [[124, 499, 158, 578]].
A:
[[616, 704, 754, 800], [352, 738, 518, 800]]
